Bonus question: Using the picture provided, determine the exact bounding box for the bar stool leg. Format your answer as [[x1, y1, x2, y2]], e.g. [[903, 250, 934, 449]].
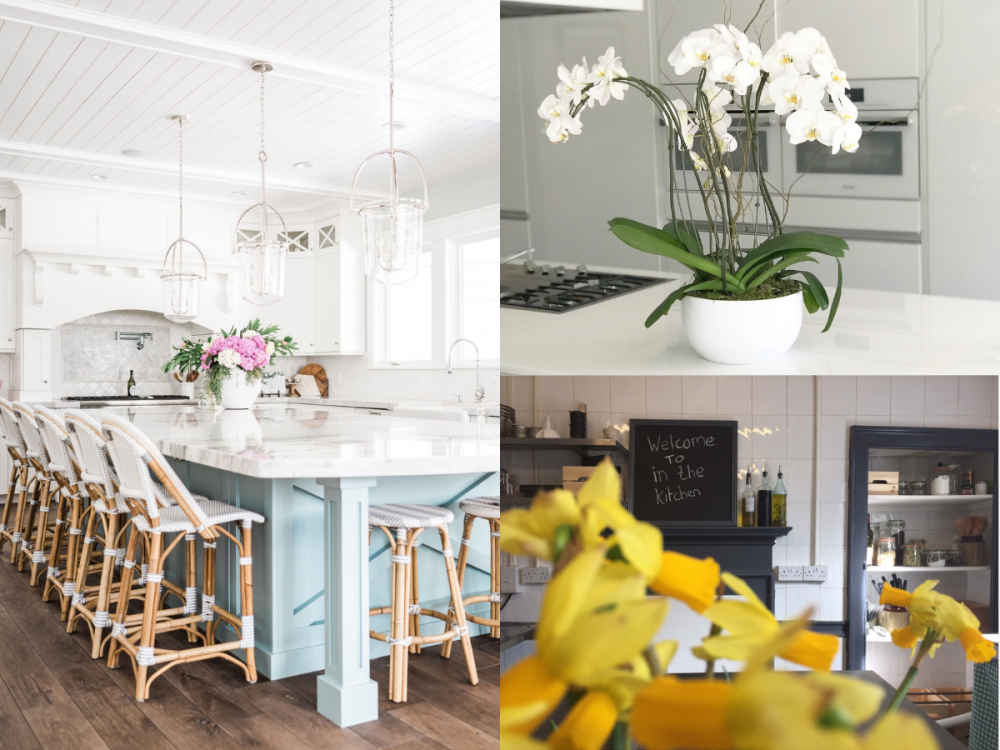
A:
[[240, 520, 258, 683], [439, 525, 478, 686], [0, 460, 17, 555], [134, 531, 164, 701], [28, 479, 55, 585], [184, 533, 198, 643], [43, 491, 74, 608], [90, 512, 119, 659], [18, 479, 40, 571], [408, 531, 421, 656], [491, 519, 500, 638], [203, 540, 217, 645], [6, 466, 28, 563], [67, 507, 99, 635], [388, 527, 410, 703], [442, 514, 475, 660], [108, 526, 142, 669]]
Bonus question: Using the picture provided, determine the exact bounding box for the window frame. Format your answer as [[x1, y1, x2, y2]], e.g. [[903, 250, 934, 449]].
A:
[[370, 205, 499, 371]]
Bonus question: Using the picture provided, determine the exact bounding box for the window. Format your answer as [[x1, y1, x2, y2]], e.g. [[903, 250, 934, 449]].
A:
[[372, 206, 499, 369]]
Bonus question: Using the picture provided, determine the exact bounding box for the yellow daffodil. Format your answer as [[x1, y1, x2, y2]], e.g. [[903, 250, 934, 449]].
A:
[[548, 691, 618, 750], [500, 489, 581, 560], [649, 550, 721, 613], [633, 675, 732, 749], [881, 581, 997, 663], [700, 572, 839, 670], [501, 545, 669, 737]]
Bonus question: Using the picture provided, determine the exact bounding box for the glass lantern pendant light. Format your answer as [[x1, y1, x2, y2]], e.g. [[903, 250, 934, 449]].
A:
[[161, 114, 207, 323], [350, 0, 429, 286], [233, 61, 288, 306]]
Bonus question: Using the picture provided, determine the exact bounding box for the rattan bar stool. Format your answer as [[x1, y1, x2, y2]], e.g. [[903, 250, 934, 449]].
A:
[[101, 413, 264, 702], [441, 496, 500, 660], [11, 402, 60, 584], [34, 406, 99, 621], [0, 397, 30, 561], [368, 503, 478, 704], [64, 409, 150, 658]]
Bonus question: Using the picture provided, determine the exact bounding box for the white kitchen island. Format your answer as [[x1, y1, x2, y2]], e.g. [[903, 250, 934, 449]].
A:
[[502, 266, 1000, 375], [103, 403, 499, 728]]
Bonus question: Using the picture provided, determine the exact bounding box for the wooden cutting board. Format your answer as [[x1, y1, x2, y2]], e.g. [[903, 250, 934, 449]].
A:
[[298, 364, 329, 397]]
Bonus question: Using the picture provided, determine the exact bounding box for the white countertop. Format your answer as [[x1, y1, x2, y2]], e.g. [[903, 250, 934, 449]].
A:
[[103, 404, 499, 479], [502, 266, 1000, 375], [258, 395, 501, 417]]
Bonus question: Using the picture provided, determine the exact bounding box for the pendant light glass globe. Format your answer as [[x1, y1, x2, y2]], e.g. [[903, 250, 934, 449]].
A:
[[161, 115, 207, 323], [351, 0, 428, 286], [233, 61, 288, 306]]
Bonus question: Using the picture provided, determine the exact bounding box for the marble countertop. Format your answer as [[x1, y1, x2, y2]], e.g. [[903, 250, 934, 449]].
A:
[[258, 396, 501, 417], [502, 265, 1000, 375], [104, 404, 499, 479]]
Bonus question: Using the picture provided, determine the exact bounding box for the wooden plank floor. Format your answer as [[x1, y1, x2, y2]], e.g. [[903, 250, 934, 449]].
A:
[[0, 552, 499, 750]]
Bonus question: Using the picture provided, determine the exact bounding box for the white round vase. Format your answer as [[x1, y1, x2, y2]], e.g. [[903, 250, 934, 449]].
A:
[[219, 374, 262, 409], [682, 291, 803, 365]]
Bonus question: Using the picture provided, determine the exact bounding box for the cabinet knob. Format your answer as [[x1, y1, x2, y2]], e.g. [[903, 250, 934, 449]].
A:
[[43, 380, 48, 384]]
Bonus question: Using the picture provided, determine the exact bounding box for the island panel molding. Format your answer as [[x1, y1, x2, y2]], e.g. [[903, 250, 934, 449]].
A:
[[627, 419, 737, 527]]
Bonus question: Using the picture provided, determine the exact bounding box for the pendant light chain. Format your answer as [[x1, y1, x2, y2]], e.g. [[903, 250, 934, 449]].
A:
[[258, 66, 269, 235], [178, 115, 184, 245], [388, 0, 395, 155]]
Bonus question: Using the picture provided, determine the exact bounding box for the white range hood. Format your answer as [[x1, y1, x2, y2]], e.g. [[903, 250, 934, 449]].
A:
[[501, 0, 643, 17]]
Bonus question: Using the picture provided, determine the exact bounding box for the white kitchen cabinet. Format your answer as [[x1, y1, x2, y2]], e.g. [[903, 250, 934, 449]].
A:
[[314, 216, 366, 356], [255, 255, 315, 355], [0, 242, 14, 353], [11, 329, 52, 400]]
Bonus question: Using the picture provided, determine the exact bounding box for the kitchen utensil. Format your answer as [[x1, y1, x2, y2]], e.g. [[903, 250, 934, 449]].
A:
[[569, 409, 587, 438], [512, 424, 528, 438], [500, 404, 515, 437], [603, 426, 619, 440], [298, 364, 329, 397], [537, 414, 560, 438], [872, 579, 883, 596], [172, 370, 199, 383], [293, 373, 321, 397], [878, 606, 909, 632]]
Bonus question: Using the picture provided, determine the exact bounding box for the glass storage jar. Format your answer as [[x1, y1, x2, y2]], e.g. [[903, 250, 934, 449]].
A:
[[910, 479, 928, 495], [945, 549, 966, 567], [902, 543, 922, 567], [898, 481, 911, 496], [884, 519, 906, 565], [875, 537, 897, 568], [925, 550, 948, 568]]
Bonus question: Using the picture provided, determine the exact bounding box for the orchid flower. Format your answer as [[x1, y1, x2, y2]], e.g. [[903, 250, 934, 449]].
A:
[[768, 71, 825, 115], [833, 96, 858, 124], [833, 121, 863, 154], [671, 99, 699, 148], [708, 54, 760, 95], [588, 47, 628, 106], [699, 82, 732, 113], [666, 29, 729, 75], [557, 60, 589, 105], [537, 94, 582, 143], [761, 30, 818, 76], [786, 105, 843, 146]]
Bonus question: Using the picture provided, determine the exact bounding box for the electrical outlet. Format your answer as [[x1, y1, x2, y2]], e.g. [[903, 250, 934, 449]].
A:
[[776, 565, 803, 582], [500, 566, 521, 594], [520, 566, 552, 585], [804, 565, 828, 582]]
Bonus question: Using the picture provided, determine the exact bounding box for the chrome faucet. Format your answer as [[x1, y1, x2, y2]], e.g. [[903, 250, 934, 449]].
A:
[[446, 338, 485, 403]]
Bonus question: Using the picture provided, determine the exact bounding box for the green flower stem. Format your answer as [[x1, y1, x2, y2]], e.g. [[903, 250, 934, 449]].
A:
[[704, 623, 722, 679], [882, 631, 938, 717], [610, 720, 632, 750]]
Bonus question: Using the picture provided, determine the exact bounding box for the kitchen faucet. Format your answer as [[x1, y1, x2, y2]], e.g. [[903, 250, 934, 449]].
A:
[[446, 339, 485, 403]]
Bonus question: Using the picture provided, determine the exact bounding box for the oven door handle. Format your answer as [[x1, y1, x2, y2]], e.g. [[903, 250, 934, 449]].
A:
[[856, 115, 913, 127]]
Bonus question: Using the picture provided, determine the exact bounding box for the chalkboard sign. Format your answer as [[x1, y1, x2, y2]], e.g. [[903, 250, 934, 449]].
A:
[[627, 419, 738, 526]]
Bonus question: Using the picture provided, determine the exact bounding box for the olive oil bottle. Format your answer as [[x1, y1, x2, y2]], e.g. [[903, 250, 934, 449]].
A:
[[756, 465, 772, 528], [740, 465, 756, 527], [772, 466, 787, 527]]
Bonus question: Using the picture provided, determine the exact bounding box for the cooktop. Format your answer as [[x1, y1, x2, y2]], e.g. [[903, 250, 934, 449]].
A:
[[65, 396, 192, 402], [500, 264, 666, 313]]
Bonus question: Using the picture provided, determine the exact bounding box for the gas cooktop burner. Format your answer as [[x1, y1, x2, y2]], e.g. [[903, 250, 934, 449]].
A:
[[66, 396, 192, 402], [499, 268, 666, 313]]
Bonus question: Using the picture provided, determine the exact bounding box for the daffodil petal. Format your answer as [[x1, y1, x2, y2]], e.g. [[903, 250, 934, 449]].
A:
[[501, 733, 548, 750], [576, 458, 621, 510], [702, 600, 777, 636], [720, 572, 770, 612], [650, 552, 720, 613], [499, 655, 567, 735], [546, 599, 669, 685], [701, 632, 771, 661], [862, 711, 940, 750], [537, 545, 606, 648], [608, 521, 663, 581], [653, 639, 678, 673], [549, 691, 618, 750], [804, 671, 884, 725], [498, 509, 553, 559], [633, 676, 731, 750], [890, 625, 919, 650], [879, 583, 912, 609], [779, 629, 840, 671], [583, 561, 646, 613]]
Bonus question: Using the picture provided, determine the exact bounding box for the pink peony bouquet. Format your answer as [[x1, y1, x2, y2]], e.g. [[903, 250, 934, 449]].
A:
[[163, 319, 297, 404]]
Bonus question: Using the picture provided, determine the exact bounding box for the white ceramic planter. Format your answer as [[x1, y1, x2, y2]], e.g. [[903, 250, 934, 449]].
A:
[[219, 373, 262, 409], [682, 291, 803, 364]]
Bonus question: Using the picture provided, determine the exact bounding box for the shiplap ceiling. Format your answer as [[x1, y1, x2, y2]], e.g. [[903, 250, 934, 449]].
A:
[[0, 0, 499, 211]]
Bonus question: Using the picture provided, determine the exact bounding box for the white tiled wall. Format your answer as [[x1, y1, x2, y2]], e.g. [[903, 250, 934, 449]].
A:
[[501, 375, 998, 674]]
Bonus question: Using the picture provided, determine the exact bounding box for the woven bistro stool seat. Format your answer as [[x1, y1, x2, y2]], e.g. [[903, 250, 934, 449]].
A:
[[442, 497, 501, 660], [0, 398, 31, 562], [368, 502, 478, 704], [101, 413, 264, 702]]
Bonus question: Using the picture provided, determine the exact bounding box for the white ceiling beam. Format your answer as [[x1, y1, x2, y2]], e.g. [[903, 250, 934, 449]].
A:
[[0, 0, 499, 123], [0, 139, 384, 199]]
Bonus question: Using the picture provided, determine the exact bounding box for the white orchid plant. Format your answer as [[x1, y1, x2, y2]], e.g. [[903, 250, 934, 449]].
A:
[[538, 22, 863, 331]]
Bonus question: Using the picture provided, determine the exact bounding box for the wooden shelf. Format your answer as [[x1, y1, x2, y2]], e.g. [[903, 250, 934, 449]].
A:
[[868, 494, 992, 507], [867, 566, 990, 573], [500, 437, 628, 456]]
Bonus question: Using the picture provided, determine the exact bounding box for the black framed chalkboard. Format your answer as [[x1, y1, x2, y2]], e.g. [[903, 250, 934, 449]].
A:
[[627, 419, 738, 527]]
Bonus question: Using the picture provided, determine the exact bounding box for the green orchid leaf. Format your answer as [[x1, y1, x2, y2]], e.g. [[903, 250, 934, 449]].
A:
[[663, 220, 704, 255], [644, 279, 729, 328], [796, 271, 830, 311], [822, 259, 844, 333], [745, 253, 819, 290], [801, 285, 820, 314], [609, 218, 729, 282], [736, 232, 848, 281]]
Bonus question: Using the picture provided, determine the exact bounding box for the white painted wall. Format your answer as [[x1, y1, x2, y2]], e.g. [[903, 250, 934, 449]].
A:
[[500, 374, 999, 676]]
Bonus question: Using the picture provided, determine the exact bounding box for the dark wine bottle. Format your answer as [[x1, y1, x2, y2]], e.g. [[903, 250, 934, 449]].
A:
[[757, 465, 772, 528]]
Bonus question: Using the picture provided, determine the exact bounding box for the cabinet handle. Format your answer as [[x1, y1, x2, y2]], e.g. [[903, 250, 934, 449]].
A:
[[43, 380, 48, 384], [369, 410, 381, 416]]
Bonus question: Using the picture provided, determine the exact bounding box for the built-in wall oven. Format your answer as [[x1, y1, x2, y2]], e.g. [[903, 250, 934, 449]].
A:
[[780, 78, 919, 201], [659, 83, 784, 196]]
